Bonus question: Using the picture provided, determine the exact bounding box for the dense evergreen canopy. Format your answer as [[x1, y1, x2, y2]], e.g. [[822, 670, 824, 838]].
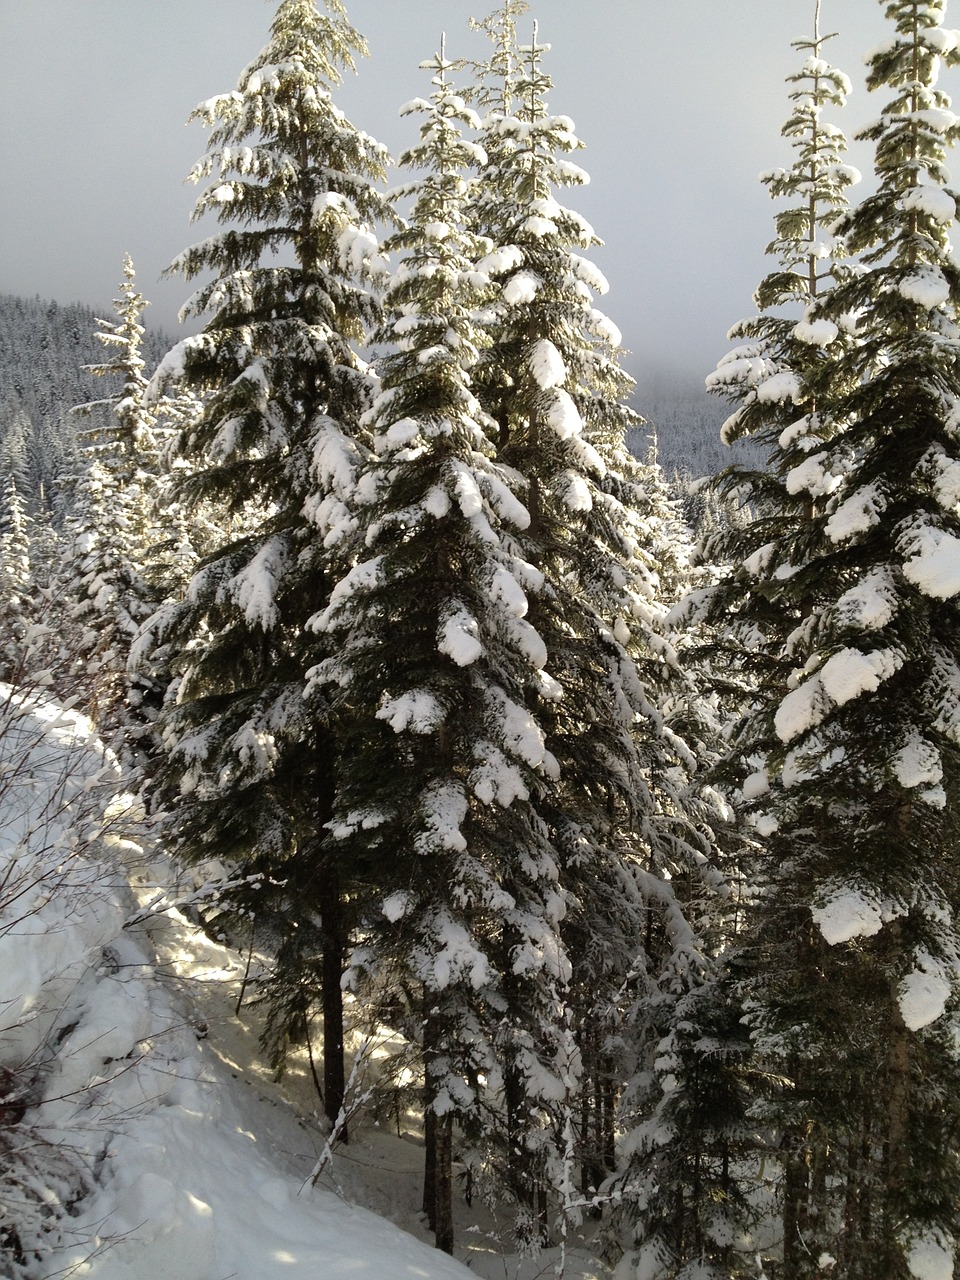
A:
[[8, 2, 960, 1278]]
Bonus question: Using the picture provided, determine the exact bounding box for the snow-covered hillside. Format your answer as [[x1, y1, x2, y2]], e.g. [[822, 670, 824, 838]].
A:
[[0, 687, 607, 1280], [0, 688, 472, 1279]]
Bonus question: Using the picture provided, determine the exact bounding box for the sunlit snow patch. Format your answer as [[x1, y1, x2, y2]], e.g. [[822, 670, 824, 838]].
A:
[[902, 524, 960, 599], [902, 184, 957, 224], [903, 1230, 955, 1280], [529, 338, 566, 389], [898, 268, 951, 309]]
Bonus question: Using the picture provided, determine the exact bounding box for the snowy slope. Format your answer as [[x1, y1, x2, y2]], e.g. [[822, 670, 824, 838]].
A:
[[0, 687, 474, 1280]]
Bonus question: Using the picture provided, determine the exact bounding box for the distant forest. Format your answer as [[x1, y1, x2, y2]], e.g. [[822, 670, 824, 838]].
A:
[[0, 292, 741, 523], [0, 294, 171, 519]]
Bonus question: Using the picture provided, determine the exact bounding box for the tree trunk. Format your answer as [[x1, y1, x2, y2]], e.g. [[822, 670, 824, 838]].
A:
[[884, 977, 911, 1242], [505, 1058, 546, 1247], [314, 720, 347, 1141], [600, 1050, 616, 1178], [434, 1112, 455, 1254], [318, 860, 346, 1138], [781, 1124, 807, 1280], [422, 1012, 454, 1253], [422, 1106, 437, 1231], [506, 1058, 532, 1208]]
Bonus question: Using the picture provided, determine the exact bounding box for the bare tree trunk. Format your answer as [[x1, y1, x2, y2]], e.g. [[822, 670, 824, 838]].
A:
[[422, 1106, 437, 1230], [884, 975, 911, 1236], [314, 721, 347, 1141], [318, 860, 346, 1138], [600, 1051, 616, 1178], [421, 1011, 455, 1252], [781, 1123, 807, 1280], [505, 1059, 533, 1210], [434, 1112, 455, 1254]]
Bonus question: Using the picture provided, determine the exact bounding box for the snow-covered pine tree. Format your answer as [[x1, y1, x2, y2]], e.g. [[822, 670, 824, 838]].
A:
[[307, 45, 577, 1252], [610, 11, 866, 1277], [74, 256, 160, 472], [703, 0, 860, 738], [138, 0, 394, 1130], [0, 472, 29, 592], [706, 2, 960, 1275], [143, 385, 211, 606], [0, 410, 31, 499], [463, 15, 728, 1241], [57, 256, 164, 751], [0, 471, 31, 683]]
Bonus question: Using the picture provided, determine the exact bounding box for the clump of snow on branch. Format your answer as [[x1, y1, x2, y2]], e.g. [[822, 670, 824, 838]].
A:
[[775, 647, 904, 743], [811, 886, 887, 945], [528, 338, 566, 389], [898, 951, 953, 1030], [900, 521, 960, 599], [903, 1230, 955, 1280]]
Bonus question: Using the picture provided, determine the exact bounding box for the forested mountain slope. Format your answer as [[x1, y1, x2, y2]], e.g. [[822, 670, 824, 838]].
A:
[[0, 293, 170, 516], [632, 369, 767, 480], [0, 292, 746, 514]]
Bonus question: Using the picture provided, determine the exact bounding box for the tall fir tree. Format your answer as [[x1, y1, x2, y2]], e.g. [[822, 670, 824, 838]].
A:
[[702, 2, 960, 1276], [308, 47, 578, 1251], [703, 0, 860, 745], [57, 256, 164, 752], [462, 14, 728, 1242], [0, 470, 31, 684], [139, 0, 395, 1131]]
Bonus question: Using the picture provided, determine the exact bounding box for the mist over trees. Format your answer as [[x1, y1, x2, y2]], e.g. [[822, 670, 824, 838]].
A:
[[5, 2, 960, 1279]]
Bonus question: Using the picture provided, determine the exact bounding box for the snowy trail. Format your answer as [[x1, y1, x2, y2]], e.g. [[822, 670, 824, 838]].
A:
[[73, 1089, 476, 1280]]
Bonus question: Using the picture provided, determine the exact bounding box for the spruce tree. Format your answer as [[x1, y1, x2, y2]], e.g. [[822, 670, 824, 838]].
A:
[[703, 0, 860, 740], [309, 45, 577, 1252], [638, 9, 865, 1276], [704, 3, 960, 1275], [140, 0, 394, 1131], [58, 256, 163, 750], [0, 471, 31, 684], [0, 410, 31, 497], [462, 16, 728, 1241]]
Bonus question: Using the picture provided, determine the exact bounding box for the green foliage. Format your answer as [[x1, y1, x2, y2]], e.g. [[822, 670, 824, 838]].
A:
[[140, 0, 396, 1091], [698, 3, 960, 1274]]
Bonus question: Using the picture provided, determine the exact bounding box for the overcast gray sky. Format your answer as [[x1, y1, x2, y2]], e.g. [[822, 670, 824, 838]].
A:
[[0, 1, 908, 389]]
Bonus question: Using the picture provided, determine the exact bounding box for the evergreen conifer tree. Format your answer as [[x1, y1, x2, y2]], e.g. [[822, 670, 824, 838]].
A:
[[462, 16, 728, 1240], [308, 45, 577, 1252], [703, 3, 960, 1274], [0, 410, 31, 496], [58, 256, 164, 749], [0, 471, 31, 683], [617, 9, 864, 1276], [703, 0, 860, 738], [139, 0, 395, 1131]]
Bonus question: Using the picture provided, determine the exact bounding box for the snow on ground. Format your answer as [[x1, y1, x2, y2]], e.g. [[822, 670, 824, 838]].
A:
[[0, 686, 607, 1280], [104, 903, 608, 1280]]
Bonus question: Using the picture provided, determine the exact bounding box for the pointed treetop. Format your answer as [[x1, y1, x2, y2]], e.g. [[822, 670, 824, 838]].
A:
[[419, 32, 459, 82], [790, 0, 841, 65], [262, 0, 368, 86], [835, 0, 960, 273], [466, 0, 529, 115], [801, 0, 840, 55]]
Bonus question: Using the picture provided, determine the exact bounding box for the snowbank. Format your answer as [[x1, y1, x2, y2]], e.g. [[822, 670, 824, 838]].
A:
[[0, 686, 474, 1280]]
